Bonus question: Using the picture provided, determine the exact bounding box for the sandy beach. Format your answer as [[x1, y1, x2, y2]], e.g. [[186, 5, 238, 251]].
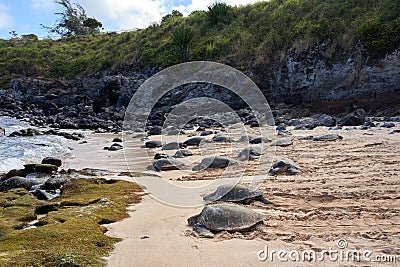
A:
[[64, 124, 400, 267]]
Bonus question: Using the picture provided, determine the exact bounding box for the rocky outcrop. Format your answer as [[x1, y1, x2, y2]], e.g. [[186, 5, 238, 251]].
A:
[[252, 41, 400, 114], [0, 70, 158, 131], [0, 43, 399, 131]]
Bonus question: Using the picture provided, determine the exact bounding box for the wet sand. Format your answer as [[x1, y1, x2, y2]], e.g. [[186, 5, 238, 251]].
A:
[[65, 124, 400, 266]]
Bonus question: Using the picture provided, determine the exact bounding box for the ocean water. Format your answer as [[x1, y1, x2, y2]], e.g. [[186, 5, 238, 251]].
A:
[[0, 116, 71, 173]]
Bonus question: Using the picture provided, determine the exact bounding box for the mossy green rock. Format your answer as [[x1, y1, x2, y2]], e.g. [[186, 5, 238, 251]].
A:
[[34, 164, 58, 174]]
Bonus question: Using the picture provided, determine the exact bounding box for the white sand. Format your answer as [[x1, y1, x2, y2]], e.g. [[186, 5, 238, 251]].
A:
[[64, 125, 400, 267]]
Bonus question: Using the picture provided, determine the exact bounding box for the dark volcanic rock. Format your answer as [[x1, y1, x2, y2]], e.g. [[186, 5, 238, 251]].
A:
[[42, 175, 70, 190], [41, 157, 62, 167], [0, 176, 43, 192], [338, 109, 366, 126], [31, 189, 54, 200], [5, 169, 28, 180], [147, 126, 162, 136], [312, 114, 336, 127], [34, 164, 58, 174], [8, 128, 43, 137]]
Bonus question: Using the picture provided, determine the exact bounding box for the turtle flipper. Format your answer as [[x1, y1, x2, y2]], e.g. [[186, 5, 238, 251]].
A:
[[193, 224, 214, 238], [257, 196, 274, 205], [286, 167, 301, 175]]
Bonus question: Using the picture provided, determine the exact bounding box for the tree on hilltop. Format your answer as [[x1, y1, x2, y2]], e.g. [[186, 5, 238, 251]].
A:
[[42, 0, 103, 37]]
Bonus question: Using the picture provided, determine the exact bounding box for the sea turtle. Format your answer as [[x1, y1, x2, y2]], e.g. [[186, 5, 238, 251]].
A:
[[200, 130, 214, 136], [312, 134, 343, 141], [162, 142, 186, 150], [238, 146, 263, 161], [152, 159, 188, 172], [192, 156, 235, 171], [249, 136, 271, 144], [278, 130, 292, 136], [269, 158, 300, 175], [183, 137, 205, 147], [187, 203, 265, 237], [145, 140, 164, 148], [173, 149, 193, 158], [297, 135, 314, 141], [154, 153, 170, 159], [270, 138, 293, 147], [212, 134, 231, 143], [203, 184, 273, 205], [238, 134, 256, 142]]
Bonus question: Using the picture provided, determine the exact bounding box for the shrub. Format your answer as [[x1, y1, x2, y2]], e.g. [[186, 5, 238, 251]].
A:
[[172, 26, 194, 62], [357, 18, 400, 58], [207, 2, 231, 25]]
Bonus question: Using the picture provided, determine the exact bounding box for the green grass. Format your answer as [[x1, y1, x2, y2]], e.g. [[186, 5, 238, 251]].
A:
[[0, 178, 142, 267], [0, 0, 399, 80]]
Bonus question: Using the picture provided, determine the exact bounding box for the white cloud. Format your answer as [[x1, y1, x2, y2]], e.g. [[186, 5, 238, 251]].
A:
[[64, 0, 263, 31], [0, 3, 14, 29], [224, 0, 263, 7], [30, 0, 57, 10], [178, 0, 263, 15], [75, 0, 167, 30]]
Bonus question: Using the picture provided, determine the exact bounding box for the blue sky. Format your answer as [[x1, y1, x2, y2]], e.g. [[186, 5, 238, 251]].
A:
[[0, 0, 262, 39]]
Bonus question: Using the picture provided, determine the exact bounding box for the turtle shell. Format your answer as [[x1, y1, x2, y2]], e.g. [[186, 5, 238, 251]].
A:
[[152, 159, 188, 171], [203, 185, 263, 202], [271, 158, 299, 170], [192, 156, 234, 171], [270, 138, 293, 147], [313, 134, 342, 141], [196, 203, 264, 231], [183, 137, 205, 147]]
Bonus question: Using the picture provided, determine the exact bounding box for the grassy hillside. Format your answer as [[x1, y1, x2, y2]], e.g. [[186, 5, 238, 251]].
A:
[[0, 0, 399, 83]]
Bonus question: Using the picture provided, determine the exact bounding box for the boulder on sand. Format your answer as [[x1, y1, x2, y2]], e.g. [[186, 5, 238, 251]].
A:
[[338, 109, 366, 126]]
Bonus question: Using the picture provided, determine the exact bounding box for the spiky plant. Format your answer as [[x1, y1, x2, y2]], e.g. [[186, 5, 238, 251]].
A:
[[207, 2, 231, 25], [172, 26, 194, 62]]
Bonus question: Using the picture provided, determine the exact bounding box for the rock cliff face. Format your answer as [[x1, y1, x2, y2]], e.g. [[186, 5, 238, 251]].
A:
[[252, 41, 400, 114], [1, 43, 399, 129]]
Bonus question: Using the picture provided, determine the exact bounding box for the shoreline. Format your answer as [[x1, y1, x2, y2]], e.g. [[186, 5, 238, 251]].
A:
[[1, 116, 400, 266], [100, 124, 400, 266]]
